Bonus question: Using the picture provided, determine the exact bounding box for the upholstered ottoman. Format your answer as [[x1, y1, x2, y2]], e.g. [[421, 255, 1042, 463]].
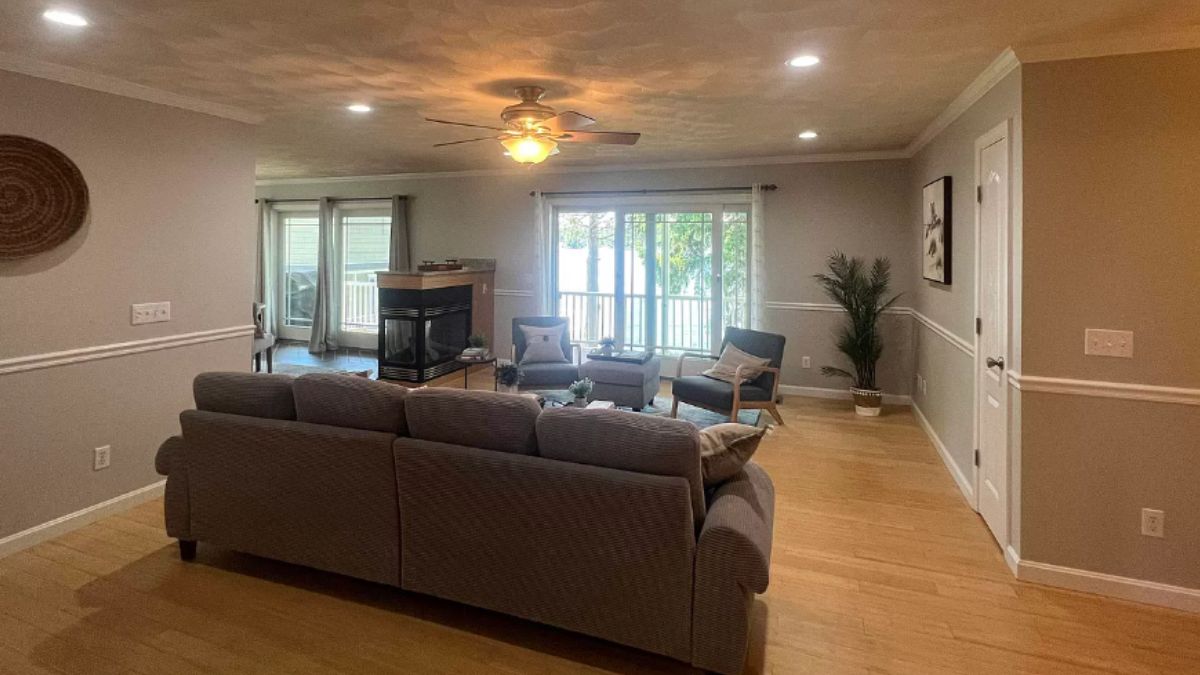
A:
[[579, 356, 661, 411]]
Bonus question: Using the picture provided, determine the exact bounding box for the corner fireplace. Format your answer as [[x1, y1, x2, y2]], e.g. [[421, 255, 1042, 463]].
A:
[[378, 285, 471, 382]]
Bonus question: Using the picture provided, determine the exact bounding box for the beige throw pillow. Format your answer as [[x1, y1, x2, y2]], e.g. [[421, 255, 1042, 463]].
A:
[[699, 423, 766, 486], [703, 343, 771, 384], [519, 324, 568, 364]]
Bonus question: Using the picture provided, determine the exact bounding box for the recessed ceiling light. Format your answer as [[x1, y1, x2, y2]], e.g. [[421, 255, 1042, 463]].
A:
[[798, 130, 819, 140], [347, 104, 372, 113], [43, 9, 88, 26], [787, 55, 820, 68]]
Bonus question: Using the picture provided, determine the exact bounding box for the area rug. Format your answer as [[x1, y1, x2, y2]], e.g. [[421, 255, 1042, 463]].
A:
[[532, 390, 762, 429]]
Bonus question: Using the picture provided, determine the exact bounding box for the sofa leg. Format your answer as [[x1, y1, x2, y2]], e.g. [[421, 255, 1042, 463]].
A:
[[670, 397, 680, 418], [179, 539, 197, 561]]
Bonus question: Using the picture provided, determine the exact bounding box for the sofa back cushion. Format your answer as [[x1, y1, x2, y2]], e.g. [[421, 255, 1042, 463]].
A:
[[405, 388, 541, 455], [293, 373, 408, 435], [536, 408, 705, 526], [193, 372, 296, 420]]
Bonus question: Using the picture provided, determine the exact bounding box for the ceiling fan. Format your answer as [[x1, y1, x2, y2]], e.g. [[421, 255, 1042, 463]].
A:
[[425, 86, 641, 165]]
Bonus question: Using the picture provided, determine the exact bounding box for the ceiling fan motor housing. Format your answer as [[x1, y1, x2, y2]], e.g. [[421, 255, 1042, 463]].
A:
[[501, 86, 556, 130]]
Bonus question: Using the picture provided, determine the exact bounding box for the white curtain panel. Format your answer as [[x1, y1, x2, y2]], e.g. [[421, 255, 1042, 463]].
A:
[[253, 201, 276, 335], [389, 195, 410, 272], [750, 184, 767, 330], [308, 197, 341, 353], [533, 192, 553, 315]]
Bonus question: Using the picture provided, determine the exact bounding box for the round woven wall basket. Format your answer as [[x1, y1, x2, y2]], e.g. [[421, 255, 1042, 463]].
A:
[[0, 135, 89, 260]]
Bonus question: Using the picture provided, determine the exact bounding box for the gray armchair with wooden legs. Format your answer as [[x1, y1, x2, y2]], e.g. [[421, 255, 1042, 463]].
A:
[[671, 327, 786, 425]]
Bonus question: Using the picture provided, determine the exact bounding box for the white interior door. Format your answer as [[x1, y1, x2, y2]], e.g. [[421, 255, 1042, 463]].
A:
[[975, 123, 1010, 547]]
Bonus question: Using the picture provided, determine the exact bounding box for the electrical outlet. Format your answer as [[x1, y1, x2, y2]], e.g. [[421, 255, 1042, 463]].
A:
[[801, 356, 812, 369], [1141, 508, 1164, 538], [131, 301, 171, 325], [1085, 328, 1133, 358], [93, 445, 111, 471]]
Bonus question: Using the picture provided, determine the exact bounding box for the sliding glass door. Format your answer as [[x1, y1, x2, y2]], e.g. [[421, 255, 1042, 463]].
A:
[[553, 200, 750, 356], [275, 203, 392, 348]]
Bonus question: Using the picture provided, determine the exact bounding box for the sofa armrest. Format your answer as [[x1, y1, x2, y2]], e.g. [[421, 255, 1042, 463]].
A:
[[155, 435, 185, 475], [691, 461, 775, 674], [155, 434, 191, 540]]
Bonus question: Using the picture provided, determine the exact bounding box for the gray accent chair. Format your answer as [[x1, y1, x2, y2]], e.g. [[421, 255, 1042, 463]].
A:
[[671, 327, 786, 425], [511, 316, 581, 388]]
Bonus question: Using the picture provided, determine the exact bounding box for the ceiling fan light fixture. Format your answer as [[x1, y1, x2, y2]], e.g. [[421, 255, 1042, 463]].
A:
[[43, 9, 88, 26], [798, 130, 819, 140], [501, 135, 557, 164], [787, 55, 821, 68]]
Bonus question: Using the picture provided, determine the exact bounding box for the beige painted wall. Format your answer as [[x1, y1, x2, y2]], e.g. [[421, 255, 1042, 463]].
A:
[[907, 69, 1022, 493], [1020, 49, 1200, 586], [257, 159, 917, 395], [0, 70, 256, 540]]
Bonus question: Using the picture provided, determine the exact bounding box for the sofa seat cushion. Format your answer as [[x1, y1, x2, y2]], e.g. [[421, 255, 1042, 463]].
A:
[[193, 372, 296, 420], [580, 357, 659, 387], [293, 373, 408, 435], [673, 375, 771, 410], [536, 408, 705, 526], [405, 388, 541, 455], [518, 362, 579, 387]]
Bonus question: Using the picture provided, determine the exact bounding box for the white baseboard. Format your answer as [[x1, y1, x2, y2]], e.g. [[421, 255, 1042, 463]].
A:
[[0, 480, 165, 559], [1018, 558, 1200, 614], [911, 402, 975, 507], [1004, 545, 1021, 576], [779, 384, 911, 406]]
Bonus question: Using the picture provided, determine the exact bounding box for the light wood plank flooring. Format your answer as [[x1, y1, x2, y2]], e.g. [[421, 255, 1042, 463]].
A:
[[2, 386, 1199, 674]]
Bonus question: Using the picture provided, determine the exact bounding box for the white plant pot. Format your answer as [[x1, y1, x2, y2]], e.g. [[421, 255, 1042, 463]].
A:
[[851, 387, 883, 416], [574, 396, 587, 406]]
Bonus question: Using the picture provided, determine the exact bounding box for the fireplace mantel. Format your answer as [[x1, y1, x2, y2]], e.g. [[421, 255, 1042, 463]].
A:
[[376, 261, 495, 383]]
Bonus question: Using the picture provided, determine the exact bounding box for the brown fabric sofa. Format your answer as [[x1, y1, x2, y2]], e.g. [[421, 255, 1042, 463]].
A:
[[156, 371, 775, 674]]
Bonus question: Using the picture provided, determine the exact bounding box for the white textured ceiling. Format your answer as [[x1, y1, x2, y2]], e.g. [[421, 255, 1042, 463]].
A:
[[1, 1, 1198, 179]]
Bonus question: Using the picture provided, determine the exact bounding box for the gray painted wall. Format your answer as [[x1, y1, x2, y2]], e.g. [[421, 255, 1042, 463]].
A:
[[257, 159, 917, 395], [1020, 50, 1200, 587], [906, 69, 1022, 513], [0, 71, 256, 540]]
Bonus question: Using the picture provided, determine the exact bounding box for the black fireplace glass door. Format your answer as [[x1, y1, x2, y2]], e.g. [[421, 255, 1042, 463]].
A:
[[424, 312, 468, 366], [383, 318, 418, 366]]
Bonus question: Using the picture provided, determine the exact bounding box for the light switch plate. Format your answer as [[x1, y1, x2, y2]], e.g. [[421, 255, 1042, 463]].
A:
[[132, 301, 171, 325], [1085, 329, 1133, 358]]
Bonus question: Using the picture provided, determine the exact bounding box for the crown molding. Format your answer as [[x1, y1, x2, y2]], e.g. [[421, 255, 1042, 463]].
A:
[[904, 47, 1021, 158], [255, 149, 910, 186], [0, 52, 264, 125]]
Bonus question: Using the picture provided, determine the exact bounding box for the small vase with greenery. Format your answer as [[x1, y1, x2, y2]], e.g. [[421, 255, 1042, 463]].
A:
[[495, 362, 521, 394], [568, 377, 594, 406], [467, 333, 488, 349], [598, 336, 616, 356], [813, 251, 901, 416]]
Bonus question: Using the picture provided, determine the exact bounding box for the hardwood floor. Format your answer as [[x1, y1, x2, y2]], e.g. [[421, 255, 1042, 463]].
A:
[[3, 393, 1199, 674]]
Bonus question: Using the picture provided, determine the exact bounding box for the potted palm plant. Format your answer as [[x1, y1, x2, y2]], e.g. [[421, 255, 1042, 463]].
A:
[[814, 252, 901, 416]]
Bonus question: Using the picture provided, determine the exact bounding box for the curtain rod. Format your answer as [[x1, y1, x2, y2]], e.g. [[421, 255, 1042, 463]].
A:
[[254, 197, 395, 204], [530, 185, 777, 198]]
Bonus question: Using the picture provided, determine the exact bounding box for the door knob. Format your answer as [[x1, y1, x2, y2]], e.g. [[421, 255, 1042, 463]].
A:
[[986, 356, 1005, 370]]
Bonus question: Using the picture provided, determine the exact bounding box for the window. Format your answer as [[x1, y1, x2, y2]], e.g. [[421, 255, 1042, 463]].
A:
[[339, 209, 391, 334], [280, 212, 318, 332], [274, 204, 392, 347], [551, 199, 751, 355]]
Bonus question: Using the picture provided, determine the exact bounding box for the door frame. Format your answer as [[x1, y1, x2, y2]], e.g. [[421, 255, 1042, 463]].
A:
[[971, 119, 1013, 545]]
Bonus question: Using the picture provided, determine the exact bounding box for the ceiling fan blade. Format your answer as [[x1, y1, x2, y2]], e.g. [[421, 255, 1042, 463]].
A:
[[558, 130, 641, 145], [425, 117, 508, 132], [432, 136, 500, 147], [541, 111, 596, 133]]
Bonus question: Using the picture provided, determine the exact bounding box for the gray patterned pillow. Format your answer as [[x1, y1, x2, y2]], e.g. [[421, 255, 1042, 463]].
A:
[[519, 324, 568, 364]]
